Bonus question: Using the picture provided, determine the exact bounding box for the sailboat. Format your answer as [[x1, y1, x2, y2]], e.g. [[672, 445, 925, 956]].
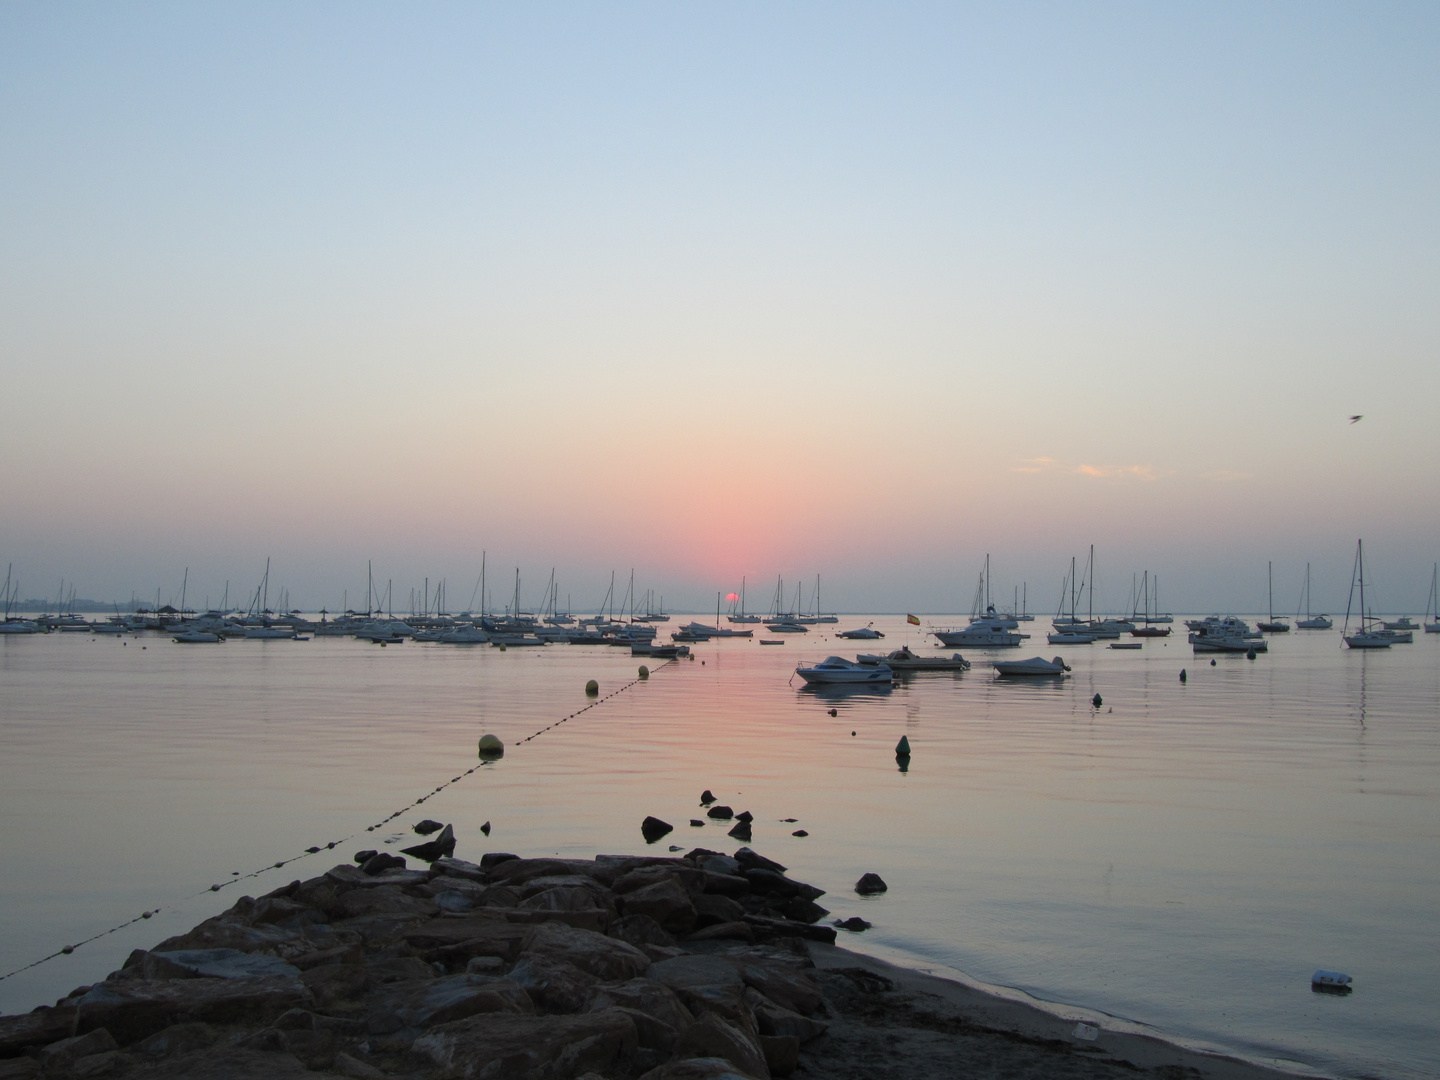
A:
[[1294, 563, 1332, 629], [809, 575, 838, 623], [1425, 564, 1440, 633], [1130, 571, 1171, 637], [1257, 562, 1290, 632], [1343, 541, 1391, 649], [728, 577, 762, 623]]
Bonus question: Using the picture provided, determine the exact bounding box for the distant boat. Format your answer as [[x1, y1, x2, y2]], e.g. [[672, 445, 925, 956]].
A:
[[173, 630, 223, 643], [728, 578, 763, 623], [934, 624, 1024, 648], [1108, 641, 1142, 650], [993, 655, 1070, 676], [1426, 564, 1440, 634], [1048, 631, 1095, 644], [795, 656, 894, 685], [1295, 563, 1333, 629], [1189, 617, 1268, 652], [1342, 540, 1391, 649], [763, 621, 809, 634], [857, 647, 970, 671], [837, 624, 883, 640], [1129, 571, 1172, 636], [1257, 562, 1290, 633]]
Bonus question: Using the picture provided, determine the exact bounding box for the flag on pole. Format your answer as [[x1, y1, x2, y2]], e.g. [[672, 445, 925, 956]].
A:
[[907, 614, 920, 625]]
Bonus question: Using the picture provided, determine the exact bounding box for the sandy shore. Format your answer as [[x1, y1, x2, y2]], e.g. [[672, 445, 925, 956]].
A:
[[798, 942, 1323, 1080]]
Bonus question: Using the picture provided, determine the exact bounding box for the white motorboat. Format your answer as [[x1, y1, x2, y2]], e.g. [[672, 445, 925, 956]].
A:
[[933, 625, 1024, 647], [795, 656, 894, 685], [857, 647, 970, 671], [244, 626, 296, 639], [1108, 641, 1142, 650], [763, 621, 809, 634], [0, 620, 40, 634], [993, 655, 1070, 676], [1189, 621, 1268, 653], [1048, 631, 1095, 644], [173, 630, 223, 643], [491, 634, 546, 647], [438, 626, 490, 643], [836, 625, 883, 639], [1382, 616, 1417, 631]]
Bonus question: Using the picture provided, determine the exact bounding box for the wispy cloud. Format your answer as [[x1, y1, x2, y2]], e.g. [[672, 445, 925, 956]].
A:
[[1017, 457, 1162, 481]]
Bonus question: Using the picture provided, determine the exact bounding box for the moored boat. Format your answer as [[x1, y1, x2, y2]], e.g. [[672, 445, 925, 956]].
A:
[[795, 656, 894, 685], [993, 655, 1070, 676]]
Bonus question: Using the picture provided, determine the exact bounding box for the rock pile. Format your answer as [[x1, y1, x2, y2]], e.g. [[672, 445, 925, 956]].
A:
[[0, 847, 839, 1080]]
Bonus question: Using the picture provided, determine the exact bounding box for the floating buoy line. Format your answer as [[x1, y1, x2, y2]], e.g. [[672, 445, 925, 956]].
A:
[[0, 659, 675, 985]]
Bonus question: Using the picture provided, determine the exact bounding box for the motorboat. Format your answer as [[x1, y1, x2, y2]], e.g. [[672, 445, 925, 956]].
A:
[[1130, 626, 1171, 637], [795, 656, 894, 685], [438, 626, 490, 644], [1048, 631, 1095, 645], [763, 621, 809, 634], [857, 647, 970, 671], [173, 630, 223, 643], [1189, 621, 1268, 653], [0, 620, 40, 634], [491, 634, 545, 647], [1382, 616, 1417, 631], [932, 625, 1024, 648], [1108, 641, 1142, 650], [244, 625, 297, 639], [1374, 628, 1413, 644], [993, 655, 1070, 676], [836, 625, 884, 639]]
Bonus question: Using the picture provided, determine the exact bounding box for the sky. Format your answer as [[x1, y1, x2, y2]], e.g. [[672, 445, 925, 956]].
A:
[[2, 2, 1438, 615]]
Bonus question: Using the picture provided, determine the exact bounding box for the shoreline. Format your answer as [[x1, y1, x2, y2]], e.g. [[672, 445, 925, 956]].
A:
[[0, 843, 1332, 1080]]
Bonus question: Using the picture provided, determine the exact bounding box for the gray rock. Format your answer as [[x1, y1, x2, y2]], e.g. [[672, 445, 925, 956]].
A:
[[434, 889, 476, 912], [413, 819, 445, 835], [641, 816, 674, 843], [646, 954, 743, 990], [365, 974, 533, 1031], [638, 1058, 764, 1080], [37, 1028, 118, 1071], [413, 1008, 638, 1079], [585, 977, 694, 1036], [732, 848, 786, 874], [75, 975, 312, 1045], [132, 1021, 218, 1058], [521, 922, 651, 982], [854, 873, 887, 895], [694, 893, 746, 926], [780, 897, 829, 925], [360, 852, 406, 875], [675, 1012, 770, 1079], [619, 877, 697, 934], [142, 949, 301, 981], [0, 1006, 78, 1057], [352, 849, 378, 865], [400, 824, 456, 862], [726, 820, 752, 842], [743, 988, 828, 1042], [507, 954, 598, 1014], [607, 914, 676, 950], [432, 856, 489, 882], [706, 806, 734, 820], [480, 852, 521, 870]]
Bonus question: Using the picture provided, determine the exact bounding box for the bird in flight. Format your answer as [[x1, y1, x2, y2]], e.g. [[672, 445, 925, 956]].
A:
[[1348, 415, 1363, 424]]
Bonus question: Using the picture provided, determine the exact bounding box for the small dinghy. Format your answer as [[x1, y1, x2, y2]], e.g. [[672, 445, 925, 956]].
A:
[[796, 656, 894, 684], [993, 655, 1070, 676], [857, 646, 971, 671], [1108, 641, 1142, 650]]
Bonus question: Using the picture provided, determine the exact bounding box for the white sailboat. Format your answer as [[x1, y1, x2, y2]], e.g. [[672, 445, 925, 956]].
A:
[[1257, 562, 1290, 632], [1343, 540, 1391, 649], [1425, 564, 1440, 633], [1295, 563, 1333, 629], [728, 577, 762, 623]]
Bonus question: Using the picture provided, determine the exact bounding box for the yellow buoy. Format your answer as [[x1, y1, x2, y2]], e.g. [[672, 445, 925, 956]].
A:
[[478, 733, 505, 758], [638, 666, 649, 679], [585, 679, 599, 696]]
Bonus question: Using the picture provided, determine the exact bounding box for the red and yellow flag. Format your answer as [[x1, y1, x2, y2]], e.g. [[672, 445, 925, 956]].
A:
[[906, 614, 920, 625]]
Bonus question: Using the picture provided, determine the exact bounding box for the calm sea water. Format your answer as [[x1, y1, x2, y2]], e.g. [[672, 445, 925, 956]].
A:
[[1, 620, 1437, 1079]]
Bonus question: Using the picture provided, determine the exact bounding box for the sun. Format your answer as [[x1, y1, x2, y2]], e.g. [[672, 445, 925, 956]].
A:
[[725, 593, 740, 604]]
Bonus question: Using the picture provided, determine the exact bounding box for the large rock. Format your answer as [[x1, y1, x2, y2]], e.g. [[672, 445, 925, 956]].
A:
[[606, 915, 675, 951], [401, 824, 456, 862], [365, 974, 533, 1032], [585, 978, 693, 1035], [693, 894, 746, 927], [334, 884, 438, 920], [36, 1028, 118, 1072], [731, 849, 786, 874], [742, 989, 828, 1042], [639, 1059, 764, 1080], [487, 859, 615, 888], [519, 886, 614, 927], [141, 949, 301, 981], [619, 878, 697, 934], [75, 975, 312, 1045], [404, 916, 529, 963], [300, 964, 370, 1008], [506, 955, 598, 1014], [733, 962, 824, 1016], [413, 1008, 638, 1079], [104, 1044, 328, 1078], [674, 1013, 770, 1079], [432, 857, 489, 883], [646, 955, 742, 991], [150, 918, 307, 959], [521, 922, 650, 982], [0, 1006, 77, 1056]]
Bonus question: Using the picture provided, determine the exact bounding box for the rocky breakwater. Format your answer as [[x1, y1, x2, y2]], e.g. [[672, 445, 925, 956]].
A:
[[0, 846, 839, 1080]]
